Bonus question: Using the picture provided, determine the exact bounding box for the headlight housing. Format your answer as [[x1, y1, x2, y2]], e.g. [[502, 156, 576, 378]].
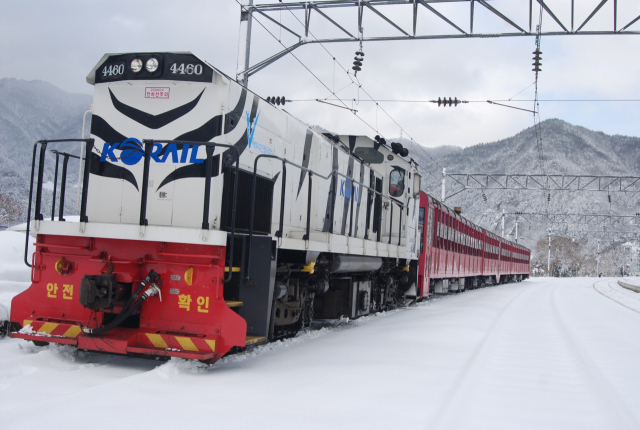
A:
[[130, 58, 143, 73], [145, 58, 159, 73]]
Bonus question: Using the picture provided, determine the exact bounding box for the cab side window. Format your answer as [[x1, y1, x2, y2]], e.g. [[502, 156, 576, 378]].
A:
[[389, 167, 405, 197]]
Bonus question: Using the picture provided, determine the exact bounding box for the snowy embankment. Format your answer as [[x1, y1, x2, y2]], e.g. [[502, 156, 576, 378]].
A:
[[0, 231, 34, 319], [1, 232, 640, 429], [618, 277, 640, 293]]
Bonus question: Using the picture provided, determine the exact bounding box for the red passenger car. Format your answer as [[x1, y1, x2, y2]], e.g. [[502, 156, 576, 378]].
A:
[[417, 191, 530, 295]]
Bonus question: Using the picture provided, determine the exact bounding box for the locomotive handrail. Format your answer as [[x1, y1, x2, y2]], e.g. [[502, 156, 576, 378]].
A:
[[24, 139, 93, 268], [143, 140, 241, 284], [50, 150, 81, 222], [244, 154, 406, 285]]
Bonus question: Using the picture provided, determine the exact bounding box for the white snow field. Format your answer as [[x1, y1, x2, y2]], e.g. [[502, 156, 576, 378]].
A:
[[1, 231, 640, 430]]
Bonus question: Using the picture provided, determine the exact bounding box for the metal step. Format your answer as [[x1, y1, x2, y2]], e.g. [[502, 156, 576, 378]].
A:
[[225, 301, 243, 308], [245, 336, 266, 346]]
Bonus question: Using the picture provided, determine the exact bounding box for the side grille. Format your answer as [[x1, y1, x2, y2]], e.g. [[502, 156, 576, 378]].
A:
[[221, 168, 274, 235]]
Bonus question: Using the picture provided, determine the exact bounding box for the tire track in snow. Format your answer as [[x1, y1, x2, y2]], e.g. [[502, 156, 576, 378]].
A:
[[426, 282, 539, 430], [593, 280, 640, 314], [549, 284, 638, 429], [428, 279, 634, 430]]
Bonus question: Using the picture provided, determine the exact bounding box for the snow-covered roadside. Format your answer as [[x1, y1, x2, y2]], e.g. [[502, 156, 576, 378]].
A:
[[593, 279, 640, 313], [618, 277, 640, 292], [0, 231, 34, 314]]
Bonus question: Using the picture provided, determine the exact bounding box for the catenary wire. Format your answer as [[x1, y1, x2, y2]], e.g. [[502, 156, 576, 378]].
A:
[[281, 4, 446, 174], [235, 0, 383, 140]]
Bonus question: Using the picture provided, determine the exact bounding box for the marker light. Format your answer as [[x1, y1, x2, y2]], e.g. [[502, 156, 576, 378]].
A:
[[145, 58, 159, 73], [130, 58, 143, 73]]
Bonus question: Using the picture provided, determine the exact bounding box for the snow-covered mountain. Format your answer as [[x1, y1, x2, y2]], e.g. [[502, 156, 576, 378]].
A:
[[0, 78, 91, 221], [409, 118, 640, 263]]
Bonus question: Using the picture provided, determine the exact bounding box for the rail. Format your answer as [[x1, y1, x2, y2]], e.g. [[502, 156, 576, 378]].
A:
[[25, 139, 92, 267]]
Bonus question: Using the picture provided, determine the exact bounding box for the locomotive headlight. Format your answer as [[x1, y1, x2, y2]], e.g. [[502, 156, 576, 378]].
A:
[[145, 58, 159, 73], [130, 58, 143, 73]]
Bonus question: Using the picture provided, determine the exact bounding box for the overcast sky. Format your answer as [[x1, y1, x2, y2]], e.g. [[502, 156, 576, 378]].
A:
[[2, 0, 640, 150]]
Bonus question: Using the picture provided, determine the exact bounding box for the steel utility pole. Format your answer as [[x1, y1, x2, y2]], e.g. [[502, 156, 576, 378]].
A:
[[441, 168, 446, 203], [236, 0, 254, 87], [597, 240, 600, 276], [548, 234, 551, 277]]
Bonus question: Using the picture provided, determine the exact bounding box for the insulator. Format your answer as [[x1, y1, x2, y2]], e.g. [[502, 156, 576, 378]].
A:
[[354, 56, 363, 61], [438, 97, 442, 106], [547, 193, 551, 202], [454, 97, 459, 107], [608, 194, 612, 203], [266, 96, 271, 103], [352, 65, 361, 71], [353, 60, 362, 67], [356, 51, 364, 56], [448, 97, 453, 106], [482, 194, 487, 202], [276, 96, 282, 105], [375, 135, 381, 142], [281, 96, 286, 106], [533, 67, 542, 72]]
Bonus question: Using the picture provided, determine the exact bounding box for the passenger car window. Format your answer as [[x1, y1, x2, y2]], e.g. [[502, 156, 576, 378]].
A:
[[389, 167, 405, 197]]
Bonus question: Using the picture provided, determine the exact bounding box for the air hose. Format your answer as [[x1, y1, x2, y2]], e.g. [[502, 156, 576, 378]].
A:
[[82, 270, 161, 335]]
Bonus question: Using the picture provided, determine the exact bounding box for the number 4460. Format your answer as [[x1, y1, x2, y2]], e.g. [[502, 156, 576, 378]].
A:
[[170, 63, 203, 75]]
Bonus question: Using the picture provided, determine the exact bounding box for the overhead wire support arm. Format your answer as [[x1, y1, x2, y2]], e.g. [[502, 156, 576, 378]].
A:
[[487, 100, 536, 113], [316, 99, 358, 112], [475, 0, 527, 33], [418, 0, 467, 35], [253, 8, 301, 38], [536, 0, 568, 33], [442, 174, 640, 200], [364, 1, 410, 36], [310, 4, 357, 39], [576, 0, 610, 33], [502, 212, 640, 226], [239, 0, 640, 83]]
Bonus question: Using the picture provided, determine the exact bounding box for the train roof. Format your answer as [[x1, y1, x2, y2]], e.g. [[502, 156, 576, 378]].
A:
[[336, 134, 417, 166], [422, 191, 530, 252]]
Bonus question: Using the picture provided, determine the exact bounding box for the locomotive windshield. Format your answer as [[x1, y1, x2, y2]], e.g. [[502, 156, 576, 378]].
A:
[[389, 167, 405, 197]]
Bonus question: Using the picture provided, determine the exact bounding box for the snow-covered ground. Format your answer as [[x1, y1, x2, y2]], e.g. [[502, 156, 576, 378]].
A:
[[620, 276, 640, 287], [1, 231, 640, 429]]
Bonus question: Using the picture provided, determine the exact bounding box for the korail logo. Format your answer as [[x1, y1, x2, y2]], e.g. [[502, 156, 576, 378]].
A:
[[340, 179, 362, 203], [99, 138, 207, 165], [246, 110, 260, 149], [246, 110, 273, 155]]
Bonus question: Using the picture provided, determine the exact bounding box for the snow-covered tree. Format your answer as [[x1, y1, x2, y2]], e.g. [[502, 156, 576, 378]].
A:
[[0, 193, 21, 226]]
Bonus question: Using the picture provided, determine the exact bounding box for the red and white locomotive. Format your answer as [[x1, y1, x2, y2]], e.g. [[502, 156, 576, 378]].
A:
[[8, 52, 529, 363]]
